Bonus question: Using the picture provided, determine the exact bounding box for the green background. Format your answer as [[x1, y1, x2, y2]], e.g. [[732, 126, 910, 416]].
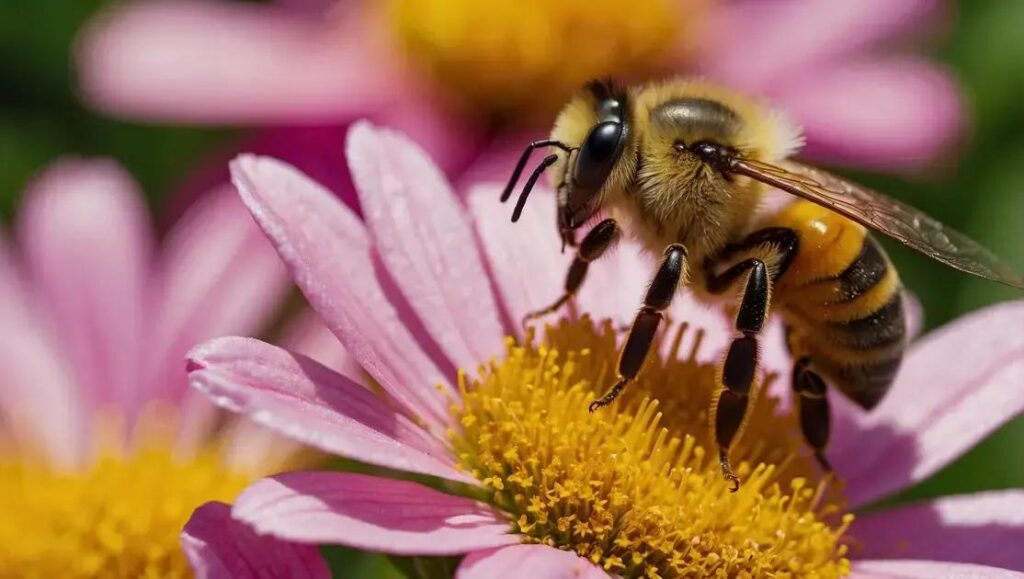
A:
[[1, 1, 1021, 575]]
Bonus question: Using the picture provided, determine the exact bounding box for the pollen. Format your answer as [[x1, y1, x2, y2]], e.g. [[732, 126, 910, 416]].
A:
[[451, 317, 852, 578], [0, 430, 249, 577], [386, 0, 710, 118]]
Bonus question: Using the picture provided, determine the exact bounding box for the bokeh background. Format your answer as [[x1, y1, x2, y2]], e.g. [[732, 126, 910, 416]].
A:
[[1, 1, 1021, 575]]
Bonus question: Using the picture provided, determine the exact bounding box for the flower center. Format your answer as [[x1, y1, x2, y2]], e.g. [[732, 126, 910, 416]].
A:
[[0, 433, 249, 577], [452, 318, 852, 578], [386, 0, 709, 119]]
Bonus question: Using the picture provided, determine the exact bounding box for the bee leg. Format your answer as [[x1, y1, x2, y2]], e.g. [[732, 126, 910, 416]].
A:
[[589, 244, 688, 412], [792, 357, 833, 474], [523, 218, 619, 328], [708, 258, 770, 492]]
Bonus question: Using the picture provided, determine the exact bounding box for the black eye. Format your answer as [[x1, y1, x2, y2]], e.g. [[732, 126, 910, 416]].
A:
[[574, 121, 625, 190]]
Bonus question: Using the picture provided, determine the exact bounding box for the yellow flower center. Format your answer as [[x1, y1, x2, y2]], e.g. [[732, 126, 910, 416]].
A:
[[452, 318, 852, 578], [386, 0, 711, 119], [0, 423, 250, 578]]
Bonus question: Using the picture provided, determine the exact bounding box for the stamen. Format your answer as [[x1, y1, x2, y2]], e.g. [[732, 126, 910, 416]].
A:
[[386, 0, 701, 117], [451, 317, 852, 577], [0, 410, 252, 577]]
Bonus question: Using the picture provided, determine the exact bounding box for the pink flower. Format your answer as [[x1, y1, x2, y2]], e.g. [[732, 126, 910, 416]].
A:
[[77, 0, 962, 171], [0, 158, 330, 575], [184, 122, 1023, 578]]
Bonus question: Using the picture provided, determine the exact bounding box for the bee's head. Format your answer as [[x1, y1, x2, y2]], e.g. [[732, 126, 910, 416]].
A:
[[557, 80, 630, 235], [499, 79, 635, 247]]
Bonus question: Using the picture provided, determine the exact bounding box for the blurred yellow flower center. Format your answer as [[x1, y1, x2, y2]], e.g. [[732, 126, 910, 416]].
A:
[[0, 439, 249, 578], [452, 318, 852, 578], [387, 0, 708, 118]]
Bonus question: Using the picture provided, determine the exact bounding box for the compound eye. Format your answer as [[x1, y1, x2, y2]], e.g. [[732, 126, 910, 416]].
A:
[[574, 121, 625, 190]]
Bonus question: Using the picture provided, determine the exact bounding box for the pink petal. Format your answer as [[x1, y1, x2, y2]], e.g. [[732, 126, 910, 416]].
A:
[[851, 490, 1024, 570], [18, 158, 151, 421], [702, 0, 943, 91], [77, 0, 402, 123], [458, 545, 609, 579], [347, 122, 505, 371], [278, 308, 364, 382], [230, 154, 453, 429], [220, 416, 301, 477], [0, 235, 83, 467], [182, 501, 330, 579], [168, 126, 361, 226], [466, 185, 570, 329], [772, 57, 963, 170], [851, 559, 1023, 578], [580, 239, 653, 329], [232, 471, 518, 554], [833, 301, 1024, 507], [187, 337, 467, 483], [150, 186, 290, 415], [905, 292, 925, 341], [275, 0, 334, 15]]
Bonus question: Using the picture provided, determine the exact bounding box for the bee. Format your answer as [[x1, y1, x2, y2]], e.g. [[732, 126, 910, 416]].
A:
[[501, 78, 1024, 491]]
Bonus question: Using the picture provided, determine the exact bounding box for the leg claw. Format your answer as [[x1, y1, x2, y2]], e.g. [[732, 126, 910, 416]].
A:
[[588, 379, 627, 413], [720, 451, 742, 493]]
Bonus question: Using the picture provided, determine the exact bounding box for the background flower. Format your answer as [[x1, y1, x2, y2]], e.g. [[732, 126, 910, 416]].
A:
[[0, 157, 338, 575], [76, 0, 961, 171]]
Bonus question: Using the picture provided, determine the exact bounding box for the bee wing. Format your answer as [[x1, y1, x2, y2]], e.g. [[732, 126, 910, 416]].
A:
[[729, 157, 1024, 290]]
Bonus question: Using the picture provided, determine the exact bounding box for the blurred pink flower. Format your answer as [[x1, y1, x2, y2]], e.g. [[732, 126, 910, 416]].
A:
[[77, 0, 963, 173], [183, 123, 1023, 577], [0, 159, 339, 575]]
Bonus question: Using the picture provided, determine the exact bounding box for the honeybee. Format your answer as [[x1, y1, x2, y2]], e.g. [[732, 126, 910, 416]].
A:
[[501, 78, 1024, 491]]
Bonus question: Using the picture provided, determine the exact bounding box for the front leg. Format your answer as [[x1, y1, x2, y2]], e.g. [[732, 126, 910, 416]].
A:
[[589, 244, 688, 411], [523, 218, 619, 327]]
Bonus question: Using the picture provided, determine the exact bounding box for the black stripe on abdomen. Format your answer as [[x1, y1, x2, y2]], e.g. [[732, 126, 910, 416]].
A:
[[815, 353, 903, 410], [832, 238, 889, 303], [826, 294, 906, 350]]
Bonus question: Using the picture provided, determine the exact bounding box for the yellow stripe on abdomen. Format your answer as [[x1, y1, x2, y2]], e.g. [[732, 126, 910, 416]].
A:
[[767, 201, 906, 410], [770, 201, 866, 289]]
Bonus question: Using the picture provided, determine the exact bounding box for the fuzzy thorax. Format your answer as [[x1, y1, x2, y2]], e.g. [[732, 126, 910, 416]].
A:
[[551, 78, 804, 258]]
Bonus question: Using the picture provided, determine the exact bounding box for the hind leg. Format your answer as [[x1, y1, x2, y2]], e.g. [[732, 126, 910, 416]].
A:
[[792, 357, 833, 473], [705, 228, 798, 491], [707, 258, 771, 491]]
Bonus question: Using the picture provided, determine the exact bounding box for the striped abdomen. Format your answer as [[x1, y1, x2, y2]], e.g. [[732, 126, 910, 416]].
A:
[[769, 201, 906, 410]]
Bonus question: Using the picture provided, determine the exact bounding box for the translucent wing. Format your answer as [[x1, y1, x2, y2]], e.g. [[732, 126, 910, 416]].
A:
[[728, 157, 1024, 290]]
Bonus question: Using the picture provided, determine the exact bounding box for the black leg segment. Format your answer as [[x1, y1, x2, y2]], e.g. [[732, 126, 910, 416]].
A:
[[523, 219, 619, 327], [589, 244, 687, 412], [711, 227, 799, 283], [707, 257, 772, 492], [793, 357, 833, 473]]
